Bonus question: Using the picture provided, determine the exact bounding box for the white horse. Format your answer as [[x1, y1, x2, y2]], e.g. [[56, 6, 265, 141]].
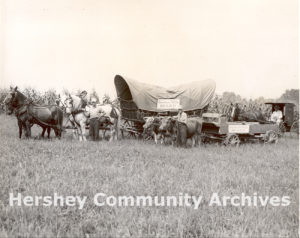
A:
[[65, 95, 120, 141], [64, 95, 89, 141]]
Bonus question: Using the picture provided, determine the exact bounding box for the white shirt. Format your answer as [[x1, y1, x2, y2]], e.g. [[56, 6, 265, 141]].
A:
[[177, 111, 188, 124], [86, 105, 104, 119], [270, 110, 283, 123]]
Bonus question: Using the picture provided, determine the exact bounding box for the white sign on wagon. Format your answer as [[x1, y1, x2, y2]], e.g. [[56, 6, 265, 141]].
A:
[[228, 124, 250, 133], [157, 99, 180, 110]]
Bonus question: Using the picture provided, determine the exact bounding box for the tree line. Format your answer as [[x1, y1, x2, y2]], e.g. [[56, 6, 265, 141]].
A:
[[0, 87, 298, 116]]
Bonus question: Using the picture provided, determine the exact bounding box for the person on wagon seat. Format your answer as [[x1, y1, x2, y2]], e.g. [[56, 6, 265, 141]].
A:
[[270, 105, 283, 124], [86, 97, 103, 141], [77, 90, 88, 111]]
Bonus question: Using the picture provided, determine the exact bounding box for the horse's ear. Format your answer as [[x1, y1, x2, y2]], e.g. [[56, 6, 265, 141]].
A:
[[68, 93, 71, 98], [14, 86, 18, 91]]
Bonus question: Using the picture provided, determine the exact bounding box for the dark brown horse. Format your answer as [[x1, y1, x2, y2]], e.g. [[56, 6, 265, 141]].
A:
[[5, 87, 63, 139]]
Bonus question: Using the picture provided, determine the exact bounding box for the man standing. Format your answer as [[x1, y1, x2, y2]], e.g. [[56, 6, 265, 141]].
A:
[[86, 97, 103, 141], [177, 105, 188, 147]]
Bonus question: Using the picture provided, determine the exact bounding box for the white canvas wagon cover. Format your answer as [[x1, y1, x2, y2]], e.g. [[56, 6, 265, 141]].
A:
[[114, 75, 216, 112]]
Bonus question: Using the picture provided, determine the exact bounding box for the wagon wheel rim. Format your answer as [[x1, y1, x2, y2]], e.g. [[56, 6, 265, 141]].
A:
[[278, 122, 286, 137], [264, 130, 278, 144], [290, 121, 299, 139], [120, 120, 136, 139], [224, 134, 240, 147]]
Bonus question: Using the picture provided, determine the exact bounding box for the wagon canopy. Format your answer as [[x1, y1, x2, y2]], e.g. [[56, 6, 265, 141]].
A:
[[114, 75, 216, 112]]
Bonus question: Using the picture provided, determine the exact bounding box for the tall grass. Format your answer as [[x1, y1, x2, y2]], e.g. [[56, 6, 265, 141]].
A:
[[0, 114, 298, 237]]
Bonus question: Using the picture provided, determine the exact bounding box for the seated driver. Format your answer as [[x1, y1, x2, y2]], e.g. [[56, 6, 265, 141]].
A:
[[77, 90, 88, 110], [270, 105, 283, 124]]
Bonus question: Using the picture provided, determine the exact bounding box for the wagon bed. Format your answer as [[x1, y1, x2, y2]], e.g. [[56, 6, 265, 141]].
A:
[[201, 113, 279, 145]]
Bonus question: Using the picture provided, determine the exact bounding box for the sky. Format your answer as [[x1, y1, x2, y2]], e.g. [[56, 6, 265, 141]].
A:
[[1, 0, 298, 99]]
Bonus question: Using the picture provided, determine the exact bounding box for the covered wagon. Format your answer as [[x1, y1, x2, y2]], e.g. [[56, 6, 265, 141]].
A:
[[114, 74, 216, 138]]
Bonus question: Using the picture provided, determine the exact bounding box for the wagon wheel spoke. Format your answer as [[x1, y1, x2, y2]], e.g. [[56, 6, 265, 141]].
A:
[[224, 134, 240, 147], [277, 122, 286, 137], [290, 121, 299, 139], [120, 120, 139, 139], [264, 130, 278, 144]]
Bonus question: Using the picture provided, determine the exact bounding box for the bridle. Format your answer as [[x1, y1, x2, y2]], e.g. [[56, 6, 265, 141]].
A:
[[64, 96, 75, 113]]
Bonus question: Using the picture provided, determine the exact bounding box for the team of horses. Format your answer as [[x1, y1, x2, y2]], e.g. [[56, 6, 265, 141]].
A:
[[4, 87, 120, 142], [4, 87, 269, 147], [4, 87, 64, 139]]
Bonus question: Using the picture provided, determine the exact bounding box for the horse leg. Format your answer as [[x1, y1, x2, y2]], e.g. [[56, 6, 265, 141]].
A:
[[18, 120, 22, 139], [80, 122, 87, 141], [47, 127, 51, 139], [72, 129, 78, 140], [160, 134, 165, 144], [109, 125, 113, 142], [154, 133, 158, 144], [77, 126, 83, 141], [25, 121, 31, 138], [41, 127, 46, 138]]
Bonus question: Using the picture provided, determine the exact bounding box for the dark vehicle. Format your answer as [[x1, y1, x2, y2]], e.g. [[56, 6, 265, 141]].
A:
[[265, 102, 299, 137]]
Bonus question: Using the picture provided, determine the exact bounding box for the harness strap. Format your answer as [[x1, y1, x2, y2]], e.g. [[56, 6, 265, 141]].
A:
[[24, 104, 63, 131], [71, 112, 82, 127]]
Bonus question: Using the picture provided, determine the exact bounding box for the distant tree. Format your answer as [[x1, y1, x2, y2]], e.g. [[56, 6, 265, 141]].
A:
[[254, 96, 265, 104], [23, 87, 42, 103], [112, 97, 120, 109], [222, 92, 237, 103], [280, 89, 299, 104], [0, 88, 9, 113], [102, 94, 112, 104], [221, 92, 243, 104], [62, 88, 70, 96], [0, 88, 9, 103], [42, 89, 57, 105], [74, 89, 82, 96], [89, 89, 100, 103]]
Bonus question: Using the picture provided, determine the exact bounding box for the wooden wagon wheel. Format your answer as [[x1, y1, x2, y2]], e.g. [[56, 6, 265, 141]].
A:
[[278, 121, 286, 136], [264, 130, 278, 144], [290, 120, 299, 139], [120, 120, 136, 139], [223, 134, 240, 147]]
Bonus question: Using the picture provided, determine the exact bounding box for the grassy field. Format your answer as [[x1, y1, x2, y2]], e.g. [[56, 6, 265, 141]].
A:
[[0, 113, 298, 237]]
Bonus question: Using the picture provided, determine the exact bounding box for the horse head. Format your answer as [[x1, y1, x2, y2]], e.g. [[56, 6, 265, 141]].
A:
[[3, 86, 28, 114], [64, 94, 82, 114]]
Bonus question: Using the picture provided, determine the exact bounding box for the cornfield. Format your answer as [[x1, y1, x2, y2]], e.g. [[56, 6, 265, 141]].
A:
[[0, 87, 298, 121]]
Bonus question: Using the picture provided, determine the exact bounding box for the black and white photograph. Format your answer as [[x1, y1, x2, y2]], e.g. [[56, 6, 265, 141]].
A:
[[0, 0, 299, 237]]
